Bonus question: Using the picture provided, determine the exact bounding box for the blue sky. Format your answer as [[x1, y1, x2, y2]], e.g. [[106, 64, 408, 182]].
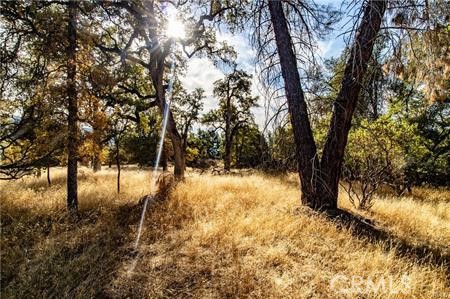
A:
[[180, 0, 349, 129]]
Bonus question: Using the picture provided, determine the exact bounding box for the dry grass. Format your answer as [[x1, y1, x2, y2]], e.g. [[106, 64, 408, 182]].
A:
[[1, 168, 449, 298], [340, 186, 450, 253]]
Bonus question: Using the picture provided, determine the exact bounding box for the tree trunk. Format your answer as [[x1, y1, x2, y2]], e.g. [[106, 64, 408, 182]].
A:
[[152, 68, 185, 180], [93, 154, 101, 172], [144, 1, 185, 180], [224, 93, 232, 171], [47, 164, 51, 186], [66, 0, 78, 214], [108, 148, 112, 168], [319, 0, 387, 208], [161, 143, 168, 171], [269, 0, 387, 210], [268, 0, 322, 208], [224, 138, 232, 171], [170, 127, 185, 178], [116, 140, 121, 193]]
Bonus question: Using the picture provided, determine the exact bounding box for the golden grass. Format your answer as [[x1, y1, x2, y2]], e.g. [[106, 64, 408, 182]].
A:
[[340, 187, 450, 252], [1, 168, 449, 298]]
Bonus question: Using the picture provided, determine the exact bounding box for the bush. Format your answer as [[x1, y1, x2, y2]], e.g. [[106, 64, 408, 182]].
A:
[[343, 112, 422, 209]]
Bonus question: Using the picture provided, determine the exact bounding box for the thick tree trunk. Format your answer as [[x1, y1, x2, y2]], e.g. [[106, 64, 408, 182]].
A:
[[224, 129, 236, 171], [143, 1, 185, 180], [161, 143, 168, 171], [93, 138, 102, 172], [152, 68, 185, 180], [268, 0, 322, 208], [93, 155, 101, 172], [224, 137, 232, 171], [269, 0, 387, 210], [170, 127, 185, 179], [319, 0, 387, 208], [66, 0, 78, 214]]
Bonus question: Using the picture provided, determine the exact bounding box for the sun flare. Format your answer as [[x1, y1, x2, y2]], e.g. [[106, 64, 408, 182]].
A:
[[166, 14, 186, 39]]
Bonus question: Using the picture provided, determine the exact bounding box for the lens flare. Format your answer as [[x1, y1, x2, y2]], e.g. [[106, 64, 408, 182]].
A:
[[166, 14, 185, 39]]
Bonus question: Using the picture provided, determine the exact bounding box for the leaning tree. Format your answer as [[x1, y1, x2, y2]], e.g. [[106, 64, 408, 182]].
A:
[[249, 0, 388, 210], [251, 0, 443, 210]]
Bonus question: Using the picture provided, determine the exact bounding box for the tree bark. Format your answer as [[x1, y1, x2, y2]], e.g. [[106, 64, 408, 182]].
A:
[[269, 0, 387, 210], [224, 135, 233, 171], [161, 143, 168, 171], [66, 0, 78, 214], [108, 151, 112, 168], [47, 164, 51, 187], [319, 0, 387, 208], [152, 65, 185, 180], [268, 0, 321, 208], [116, 140, 121, 193], [93, 154, 101, 172]]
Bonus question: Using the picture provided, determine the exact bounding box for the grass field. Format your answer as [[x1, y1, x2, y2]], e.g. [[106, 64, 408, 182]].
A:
[[1, 167, 449, 298]]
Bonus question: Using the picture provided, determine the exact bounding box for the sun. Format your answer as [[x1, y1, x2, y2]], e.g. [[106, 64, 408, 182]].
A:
[[166, 13, 186, 39]]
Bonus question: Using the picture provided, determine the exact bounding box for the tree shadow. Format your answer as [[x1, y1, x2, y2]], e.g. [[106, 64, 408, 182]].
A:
[[0, 197, 153, 298], [323, 208, 450, 270]]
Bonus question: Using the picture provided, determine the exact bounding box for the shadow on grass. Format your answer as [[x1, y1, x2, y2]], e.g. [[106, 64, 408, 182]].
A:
[[0, 199, 151, 298], [323, 208, 450, 270]]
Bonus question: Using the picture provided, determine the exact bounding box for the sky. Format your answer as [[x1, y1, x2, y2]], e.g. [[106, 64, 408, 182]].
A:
[[180, 0, 348, 130]]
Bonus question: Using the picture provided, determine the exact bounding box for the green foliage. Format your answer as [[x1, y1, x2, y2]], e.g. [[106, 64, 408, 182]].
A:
[[267, 125, 297, 171], [203, 69, 258, 131], [203, 69, 258, 169], [234, 125, 269, 168], [407, 102, 450, 186], [343, 99, 450, 204], [186, 129, 221, 164], [172, 83, 205, 148]]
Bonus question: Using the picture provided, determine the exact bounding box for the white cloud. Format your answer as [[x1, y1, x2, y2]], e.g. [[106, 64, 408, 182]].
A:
[[318, 40, 332, 56], [179, 57, 223, 113], [180, 33, 267, 129], [318, 38, 345, 59]]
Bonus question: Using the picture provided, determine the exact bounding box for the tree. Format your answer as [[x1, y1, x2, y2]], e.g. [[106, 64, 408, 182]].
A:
[[234, 125, 268, 168], [405, 101, 450, 186], [343, 114, 418, 209], [203, 69, 258, 171], [267, 124, 297, 172], [66, 0, 78, 214], [172, 85, 205, 155], [385, 1, 449, 103], [95, 0, 237, 179], [0, 1, 114, 214], [1, 1, 67, 180], [266, 0, 387, 210], [108, 115, 130, 193], [188, 129, 222, 163]]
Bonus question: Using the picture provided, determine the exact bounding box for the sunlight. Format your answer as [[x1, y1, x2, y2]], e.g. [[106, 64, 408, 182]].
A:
[[166, 12, 186, 39]]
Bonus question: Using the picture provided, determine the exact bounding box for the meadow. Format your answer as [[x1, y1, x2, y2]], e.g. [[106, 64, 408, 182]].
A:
[[1, 167, 449, 298]]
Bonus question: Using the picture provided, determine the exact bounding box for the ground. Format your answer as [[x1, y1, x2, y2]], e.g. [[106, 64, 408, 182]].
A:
[[1, 167, 449, 298]]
